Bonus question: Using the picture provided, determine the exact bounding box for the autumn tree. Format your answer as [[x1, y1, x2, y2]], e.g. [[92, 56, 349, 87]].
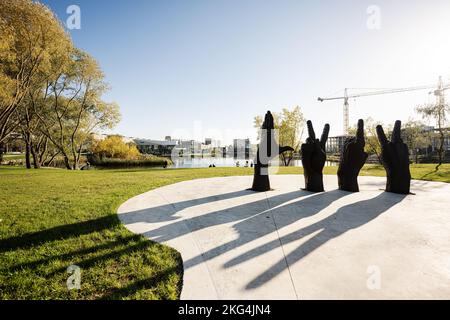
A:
[[0, 0, 71, 145], [0, 0, 121, 170], [92, 135, 140, 160], [34, 50, 121, 170], [0, 17, 16, 145]]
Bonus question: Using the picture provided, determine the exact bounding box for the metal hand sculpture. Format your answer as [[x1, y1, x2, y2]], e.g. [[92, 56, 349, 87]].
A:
[[251, 111, 294, 192], [337, 119, 368, 192], [376, 120, 411, 194], [301, 121, 330, 192]]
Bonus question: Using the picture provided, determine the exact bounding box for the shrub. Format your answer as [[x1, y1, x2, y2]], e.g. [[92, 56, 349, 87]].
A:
[[87, 155, 171, 168], [91, 135, 140, 160]]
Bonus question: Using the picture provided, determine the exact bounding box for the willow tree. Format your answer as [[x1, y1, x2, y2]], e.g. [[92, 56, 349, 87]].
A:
[[0, 0, 120, 169], [0, 18, 15, 161], [34, 50, 121, 170], [0, 0, 71, 146]]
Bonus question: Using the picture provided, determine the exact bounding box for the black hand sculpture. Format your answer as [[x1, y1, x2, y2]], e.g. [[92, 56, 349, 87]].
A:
[[376, 120, 411, 194], [301, 121, 330, 192], [337, 119, 368, 192], [251, 111, 294, 192]]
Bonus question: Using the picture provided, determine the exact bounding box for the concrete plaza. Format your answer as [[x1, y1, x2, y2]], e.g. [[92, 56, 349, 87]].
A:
[[118, 175, 450, 299]]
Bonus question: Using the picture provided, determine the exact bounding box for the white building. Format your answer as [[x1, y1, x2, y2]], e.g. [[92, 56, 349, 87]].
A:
[[134, 138, 178, 155]]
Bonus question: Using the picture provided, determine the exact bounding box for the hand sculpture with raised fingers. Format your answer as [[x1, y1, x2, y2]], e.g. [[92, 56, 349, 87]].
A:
[[301, 121, 330, 192], [337, 119, 368, 192], [376, 120, 411, 194], [251, 111, 294, 192]]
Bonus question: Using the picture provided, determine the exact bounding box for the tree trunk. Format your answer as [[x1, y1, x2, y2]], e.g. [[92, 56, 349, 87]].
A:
[[281, 152, 293, 167], [31, 146, 41, 169], [43, 151, 59, 167], [63, 154, 72, 170], [38, 138, 48, 166], [286, 155, 293, 166], [376, 152, 382, 165], [25, 141, 32, 169], [0, 142, 4, 163], [436, 130, 445, 171]]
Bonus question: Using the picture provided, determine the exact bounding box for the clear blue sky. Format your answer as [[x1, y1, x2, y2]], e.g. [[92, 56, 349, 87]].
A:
[[42, 0, 450, 144]]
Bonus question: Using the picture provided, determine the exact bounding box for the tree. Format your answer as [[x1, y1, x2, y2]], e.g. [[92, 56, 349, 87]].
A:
[[34, 50, 121, 170], [0, 0, 71, 144], [1, 0, 120, 170], [416, 102, 449, 170], [348, 117, 391, 164], [402, 119, 429, 164], [0, 17, 16, 143], [91, 135, 140, 160], [254, 106, 305, 166], [0, 141, 5, 163], [15, 95, 53, 168]]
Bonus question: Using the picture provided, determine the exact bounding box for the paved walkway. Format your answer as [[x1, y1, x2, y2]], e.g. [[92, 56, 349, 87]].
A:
[[117, 175, 450, 299]]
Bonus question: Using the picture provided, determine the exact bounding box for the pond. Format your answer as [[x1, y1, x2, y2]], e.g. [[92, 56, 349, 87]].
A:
[[169, 156, 338, 168]]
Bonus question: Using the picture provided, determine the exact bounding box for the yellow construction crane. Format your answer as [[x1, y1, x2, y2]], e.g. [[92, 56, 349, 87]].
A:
[[318, 76, 450, 135]]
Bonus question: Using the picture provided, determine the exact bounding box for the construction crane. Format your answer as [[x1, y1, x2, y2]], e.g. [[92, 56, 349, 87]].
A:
[[433, 76, 450, 130], [318, 77, 450, 135]]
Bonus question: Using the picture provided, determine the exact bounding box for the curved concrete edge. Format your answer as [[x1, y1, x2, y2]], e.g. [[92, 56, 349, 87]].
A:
[[117, 185, 219, 299], [117, 175, 450, 300]]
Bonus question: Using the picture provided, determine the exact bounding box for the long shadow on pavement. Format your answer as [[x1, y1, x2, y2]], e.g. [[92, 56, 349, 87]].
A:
[[241, 192, 407, 289], [182, 189, 348, 270]]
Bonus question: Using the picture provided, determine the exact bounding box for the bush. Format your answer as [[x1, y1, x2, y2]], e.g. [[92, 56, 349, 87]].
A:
[[91, 135, 141, 160], [87, 155, 171, 168]]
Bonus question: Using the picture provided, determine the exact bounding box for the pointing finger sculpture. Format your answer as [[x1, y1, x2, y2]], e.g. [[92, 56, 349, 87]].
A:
[[376, 120, 411, 194], [301, 121, 330, 192], [337, 119, 368, 192], [251, 111, 294, 192]]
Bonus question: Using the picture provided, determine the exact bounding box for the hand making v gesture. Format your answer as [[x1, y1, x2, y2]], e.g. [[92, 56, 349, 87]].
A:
[[376, 120, 411, 194], [301, 120, 330, 192]]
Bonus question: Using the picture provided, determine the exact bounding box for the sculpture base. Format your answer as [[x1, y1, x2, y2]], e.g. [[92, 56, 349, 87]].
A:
[[385, 174, 411, 195], [251, 164, 271, 192], [250, 175, 271, 192], [303, 173, 325, 192], [338, 175, 360, 193]]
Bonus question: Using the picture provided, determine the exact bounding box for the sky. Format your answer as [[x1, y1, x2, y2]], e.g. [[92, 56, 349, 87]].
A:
[[41, 0, 450, 145]]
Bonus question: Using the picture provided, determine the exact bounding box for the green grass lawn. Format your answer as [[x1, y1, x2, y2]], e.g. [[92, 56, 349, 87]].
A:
[[0, 164, 449, 300]]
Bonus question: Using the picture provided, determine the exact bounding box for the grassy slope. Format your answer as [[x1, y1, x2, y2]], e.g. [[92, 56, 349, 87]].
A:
[[0, 164, 449, 300]]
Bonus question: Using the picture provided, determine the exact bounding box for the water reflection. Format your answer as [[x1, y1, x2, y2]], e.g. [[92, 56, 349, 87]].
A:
[[170, 157, 338, 168]]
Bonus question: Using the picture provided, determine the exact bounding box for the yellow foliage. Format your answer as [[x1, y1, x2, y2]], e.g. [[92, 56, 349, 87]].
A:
[[1, 0, 72, 126], [92, 135, 140, 160]]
